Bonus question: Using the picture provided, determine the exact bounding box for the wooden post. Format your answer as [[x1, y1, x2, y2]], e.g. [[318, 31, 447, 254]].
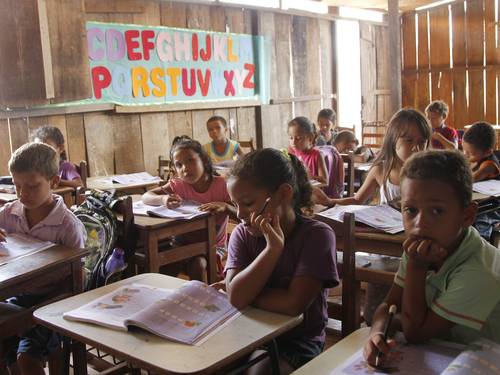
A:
[[388, 0, 402, 113]]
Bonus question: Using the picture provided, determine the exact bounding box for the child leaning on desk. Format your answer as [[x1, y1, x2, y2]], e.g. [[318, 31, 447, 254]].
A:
[[363, 150, 500, 367], [1, 142, 86, 375], [462, 122, 500, 241], [142, 138, 236, 282], [223, 148, 338, 373], [32, 125, 83, 189]]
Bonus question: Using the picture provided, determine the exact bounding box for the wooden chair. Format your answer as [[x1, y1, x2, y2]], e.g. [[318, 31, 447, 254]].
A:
[[158, 155, 173, 181], [238, 138, 255, 153], [75, 160, 88, 188], [341, 152, 355, 197], [361, 121, 386, 149], [315, 212, 358, 337]]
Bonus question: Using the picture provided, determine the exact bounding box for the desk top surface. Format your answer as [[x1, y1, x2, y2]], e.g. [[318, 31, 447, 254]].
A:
[[87, 175, 161, 191], [34, 273, 302, 374], [292, 327, 370, 375], [0, 245, 88, 291]]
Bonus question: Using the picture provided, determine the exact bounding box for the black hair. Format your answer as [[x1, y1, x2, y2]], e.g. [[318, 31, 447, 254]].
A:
[[288, 116, 317, 142], [317, 108, 336, 123], [463, 122, 496, 151], [334, 130, 357, 145], [171, 135, 192, 147], [228, 148, 312, 214], [401, 150, 472, 208], [170, 139, 214, 181], [32, 125, 67, 160], [207, 115, 227, 128]]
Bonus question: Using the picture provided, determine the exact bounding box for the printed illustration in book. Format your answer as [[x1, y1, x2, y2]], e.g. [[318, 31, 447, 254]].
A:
[[329, 333, 500, 375], [64, 281, 239, 345]]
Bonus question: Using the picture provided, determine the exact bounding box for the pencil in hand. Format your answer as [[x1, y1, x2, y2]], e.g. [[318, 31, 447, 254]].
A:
[[375, 304, 397, 368]]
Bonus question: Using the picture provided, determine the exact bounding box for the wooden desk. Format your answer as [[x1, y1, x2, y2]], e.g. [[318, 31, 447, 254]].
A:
[[34, 273, 302, 375], [54, 186, 75, 207], [87, 175, 161, 193], [130, 196, 218, 284], [293, 327, 370, 374]]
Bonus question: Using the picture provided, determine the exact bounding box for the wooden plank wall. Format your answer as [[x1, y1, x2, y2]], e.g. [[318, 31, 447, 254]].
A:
[[0, 1, 389, 176], [360, 22, 392, 122], [401, 0, 500, 129]]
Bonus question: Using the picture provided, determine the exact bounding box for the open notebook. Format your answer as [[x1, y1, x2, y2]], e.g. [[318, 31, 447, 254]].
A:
[[0, 233, 54, 262], [330, 333, 500, 375], [63, 281, 240, 345], [317, 204, 404, 234], [132, 200, 205, 220], [473, 179, 500, 196]]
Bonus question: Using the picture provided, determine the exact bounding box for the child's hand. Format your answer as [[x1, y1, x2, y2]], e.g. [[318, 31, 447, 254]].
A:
[[253, 213, 285, 252], [199, 202, 227, 215], [0, 229, 6, 242], [403, 237, 447, 266], [312, 187, 334, 207], [210, 280, 227, 292], [363, 331, 396, 367], [162, 194, 182, 208]]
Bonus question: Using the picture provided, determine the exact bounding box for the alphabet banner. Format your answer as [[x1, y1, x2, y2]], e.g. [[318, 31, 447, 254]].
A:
[[86, 21, 270, 105]]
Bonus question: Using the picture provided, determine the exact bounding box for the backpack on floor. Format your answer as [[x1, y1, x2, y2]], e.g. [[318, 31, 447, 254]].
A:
[[73, 189, 127, 291]]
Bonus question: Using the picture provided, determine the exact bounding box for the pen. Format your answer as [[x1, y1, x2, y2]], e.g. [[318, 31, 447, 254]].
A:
[[257, 197, 271, 217], [375, 304, 397, 368]]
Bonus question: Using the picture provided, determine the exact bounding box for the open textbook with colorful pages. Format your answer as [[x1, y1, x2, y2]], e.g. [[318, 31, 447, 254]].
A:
[[329, 333, 500, 375], [132, 200, 204, 220], [317, 204, 404, 234], [63, 281, 240, 346]]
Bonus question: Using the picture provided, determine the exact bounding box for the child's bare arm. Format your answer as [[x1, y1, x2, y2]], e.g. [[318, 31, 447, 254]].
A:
[[252, 276, 322, 316], [313, 154, 329, 185], [401, 238, 454, 343], [472, 163, 498, 182], [431, 132, 457, 150], [142, 185, 181, 207]]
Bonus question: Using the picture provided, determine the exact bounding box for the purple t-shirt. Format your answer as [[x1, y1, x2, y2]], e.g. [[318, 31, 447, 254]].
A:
[[59, 161, 81, 181], [224, 215, 338, 344]]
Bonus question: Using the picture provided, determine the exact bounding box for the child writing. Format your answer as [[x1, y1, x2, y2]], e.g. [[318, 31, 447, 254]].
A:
[[333, 130, 375, 163], [142, 138, 235, 282], [288, 116, 329, 185], [1, 142, 86, 375], [203, 116, 244, 164], [426, 100, 458, 150], [224, 148, 338, 372], [462, 122, 500, 181], [314, 109, 431, 207], [316, 108, 337, 146], [364, 150, 500, 368], [32, 125, 83, 188]]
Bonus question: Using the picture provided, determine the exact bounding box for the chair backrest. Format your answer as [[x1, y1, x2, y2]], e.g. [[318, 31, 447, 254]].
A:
[[315, 211, 357, 337], [341, 152, 355, 197], [238, 138, 255, 153], [75, 160, 88, 188], [362, 121, 386, 149], [318, 145, 344, 199], [158, 155, 174, 181]]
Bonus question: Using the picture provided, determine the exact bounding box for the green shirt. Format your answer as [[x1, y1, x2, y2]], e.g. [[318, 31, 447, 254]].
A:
[[395, 227, 500, 344]]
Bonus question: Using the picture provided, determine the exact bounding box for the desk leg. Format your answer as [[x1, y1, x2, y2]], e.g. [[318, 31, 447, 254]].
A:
[[269, 339, 280, 375], [71, 259, 84, 294], [206, 215, 217, 284], [63, 192, 74, 208], [146, 231, 160, 273], [71, 341, 88, 375]]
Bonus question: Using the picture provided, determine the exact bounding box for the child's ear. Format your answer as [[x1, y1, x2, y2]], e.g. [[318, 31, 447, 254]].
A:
[[277, 183, 294, 205], [463, 201, 477, 227], [50, 175, 60, 189]]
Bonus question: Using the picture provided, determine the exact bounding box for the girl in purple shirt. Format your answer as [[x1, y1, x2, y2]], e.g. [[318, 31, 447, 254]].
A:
[[224, 148, 338, 372]]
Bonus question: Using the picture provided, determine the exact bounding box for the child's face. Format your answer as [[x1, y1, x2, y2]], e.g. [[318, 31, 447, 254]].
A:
[[12, 171, 58, 210], [172, 148, 206, 185], [401, 178, 475, 251], [426, 111, 445, 130], [227, 177, 282, 237], [206, 120, 227, 143], [462, 141, 491, 163], [395, 123, 428, 162], [318, 117, 334, 134], [336, 140, 357, 154], [289, 125, 313, 151]]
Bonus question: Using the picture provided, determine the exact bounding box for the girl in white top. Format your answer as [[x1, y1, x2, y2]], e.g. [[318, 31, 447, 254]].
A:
[[315, 109, 432, 207]]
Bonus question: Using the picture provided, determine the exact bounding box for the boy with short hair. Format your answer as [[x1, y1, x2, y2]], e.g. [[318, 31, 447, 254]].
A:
[[462, 121, 500, 181], [363, 150, 500, 367], [426, 100, 458, 150], [203, 116, 244, 164], [1, 142, 85, 375]]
